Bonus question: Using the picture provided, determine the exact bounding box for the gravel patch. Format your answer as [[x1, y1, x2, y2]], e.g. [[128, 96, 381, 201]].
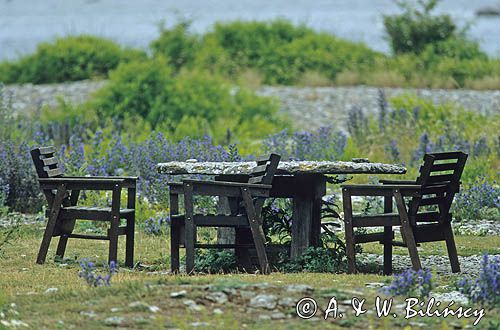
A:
[[3, 81, 499, 131], [358, 253, 500, 277]]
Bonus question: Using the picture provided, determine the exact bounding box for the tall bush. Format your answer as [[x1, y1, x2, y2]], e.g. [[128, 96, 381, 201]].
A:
[[0, 35, 145, 84]]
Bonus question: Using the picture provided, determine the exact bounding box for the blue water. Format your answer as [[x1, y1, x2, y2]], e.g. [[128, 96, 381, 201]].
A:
[[1, 0, 499, 61]]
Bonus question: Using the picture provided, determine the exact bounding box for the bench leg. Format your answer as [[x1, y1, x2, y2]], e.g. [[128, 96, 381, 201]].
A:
[[125, 215, 135, 268], [241, 188, 270, 274], [443, 221, 460, 273], [109, 185, 121, 265], [383, 196, 393, 275], [342, 188, 356, 274], [394, 190, 422, 271], [37, 184, 66, 264], [55, 234, 69, 260], [184, 183, 196, 274]]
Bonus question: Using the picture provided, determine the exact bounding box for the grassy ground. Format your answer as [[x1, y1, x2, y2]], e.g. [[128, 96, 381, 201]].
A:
[[0, 224, 498, 329]]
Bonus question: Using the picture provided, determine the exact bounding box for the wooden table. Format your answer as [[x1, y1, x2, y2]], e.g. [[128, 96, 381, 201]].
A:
[[157, 160, 406, 259]]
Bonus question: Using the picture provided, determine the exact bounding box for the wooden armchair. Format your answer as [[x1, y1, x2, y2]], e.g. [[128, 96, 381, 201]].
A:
[[169, 154, 281, 274], [342, 151, 467, 274], [31, 146, 137, 267]]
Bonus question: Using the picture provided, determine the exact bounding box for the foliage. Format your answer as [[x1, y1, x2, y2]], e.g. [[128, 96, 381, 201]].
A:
[[453, 178, 500, 221], [92, 61, 283, 140], [0, 35, 145, 84], [261, 199, 292, 244], [263, 126, 347, 161], [194, 249, 237, 274], [144, 216, 170, 236], [78, 259, 118, 287], [457, 254, 500, 308], [383, 0, 456, 55], [279, 246, 346, 273], [150, 20, 200, 71], [381, 268, 433, 298]]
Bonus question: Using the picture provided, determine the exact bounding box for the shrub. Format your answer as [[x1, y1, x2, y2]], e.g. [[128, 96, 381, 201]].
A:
[[383, 0, 456, 54], [453, 178, 500, 221], [94, 62, 283, 139], [381, 268, 433, 298], [458, 254, 500, 307], [0, 35, 145, 84], [263, 126, 347, 161], [279, 246, 346, 273], [150, 20, 200, 71], [194, 249, 237, 273], [93, 58, 173, 122]]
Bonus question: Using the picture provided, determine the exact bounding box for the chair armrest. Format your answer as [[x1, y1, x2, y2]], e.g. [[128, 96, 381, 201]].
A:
[[38, 177, 128, 190], [341, 184, 423, 197], [182, 179, 272, 190], [379, 179, 416, 185], [68, 176, 137, 181], [182, 179, 271, 198]]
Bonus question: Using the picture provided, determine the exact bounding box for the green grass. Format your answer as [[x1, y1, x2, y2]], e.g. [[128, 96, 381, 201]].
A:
[[0, 224, 498, 329]]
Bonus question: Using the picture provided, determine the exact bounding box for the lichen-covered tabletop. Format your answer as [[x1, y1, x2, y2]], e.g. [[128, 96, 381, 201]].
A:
[[156, 160, 406, 175]]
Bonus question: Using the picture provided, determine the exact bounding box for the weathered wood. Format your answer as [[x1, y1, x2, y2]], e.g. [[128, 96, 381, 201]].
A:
[[343, 188, 356, 274], [342, 151, 467, 273], [170, 190, 180, 273], [31, 146, 137, 267], [157, 160, 407, 175], [241, 187, 270, 274], [184, 182, 196, 274], [36, 184, 67, 264]]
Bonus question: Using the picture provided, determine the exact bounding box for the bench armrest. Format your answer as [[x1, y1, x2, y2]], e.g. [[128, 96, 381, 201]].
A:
[[341, 184, 424, 197], [38, 177, 133, 190], [379, 179, 416, 185]]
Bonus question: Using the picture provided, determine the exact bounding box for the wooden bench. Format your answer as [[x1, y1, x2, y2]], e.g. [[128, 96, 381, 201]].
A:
[[31, 146, 137, 267]]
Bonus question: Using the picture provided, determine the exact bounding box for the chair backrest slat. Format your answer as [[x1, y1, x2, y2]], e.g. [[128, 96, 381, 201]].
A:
[[248, 154, 281, 185], [30, 146, 64, 179], [411, 151, 467, 223]]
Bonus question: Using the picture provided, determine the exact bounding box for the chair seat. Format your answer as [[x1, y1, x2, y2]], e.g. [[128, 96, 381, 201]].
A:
[[172, 214, 250, 227], [60, 206, 135, 220], [351, 211, 442, 227]]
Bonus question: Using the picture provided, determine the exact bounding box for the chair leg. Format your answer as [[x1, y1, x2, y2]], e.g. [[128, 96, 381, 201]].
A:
[[37, 184, 67, 264], [170, 222, 180, 273], [184, 183, 196, 274], [394, 190, 422, 271], [383, 196, 393, 275], [443, 221, 460, 273], [241, 188, 270, 274], [55, 234, 69, 260], [342, 188, 356, 274], [125, 215, 135, 268], [109, 185, 121, 265]]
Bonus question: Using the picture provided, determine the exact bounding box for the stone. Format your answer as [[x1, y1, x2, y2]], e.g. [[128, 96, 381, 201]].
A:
[[239, 291, 256, 300], [79, 311, 97, 318], [285, 284, 313, 293], [129, 301, 150, 311], [103, 316, 125, 326], [170, 290, 187, 298], [205, 292, 228, 304], [248, 294, 278, 310], [213, 308, 224, 315], [157, 160, 406, 175], [278, 297, 296, 307], [45, 287, 58, 294], [191, 322, 209, 327], [365, 282, 384, 288], [183, 300, 204, 312], [271, 312, 286, 320]]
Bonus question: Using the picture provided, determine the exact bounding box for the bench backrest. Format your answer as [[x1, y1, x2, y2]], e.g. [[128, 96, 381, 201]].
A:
[[248, 154, 281, 185], [411, 151, 468, 222], [30, 146, 63, 179]]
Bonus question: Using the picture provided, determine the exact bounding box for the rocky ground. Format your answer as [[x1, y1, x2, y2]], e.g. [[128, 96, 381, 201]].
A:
[[3, 81, 499, 130]]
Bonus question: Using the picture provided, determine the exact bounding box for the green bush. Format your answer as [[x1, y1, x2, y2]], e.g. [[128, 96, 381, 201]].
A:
[[0, 35, 145, 84], [92, 60, 284, 140], [193, 19, 382, 84], [383, 0, 456, 54], [384, 0, 456, 54], [150, 20, 200, 71]]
